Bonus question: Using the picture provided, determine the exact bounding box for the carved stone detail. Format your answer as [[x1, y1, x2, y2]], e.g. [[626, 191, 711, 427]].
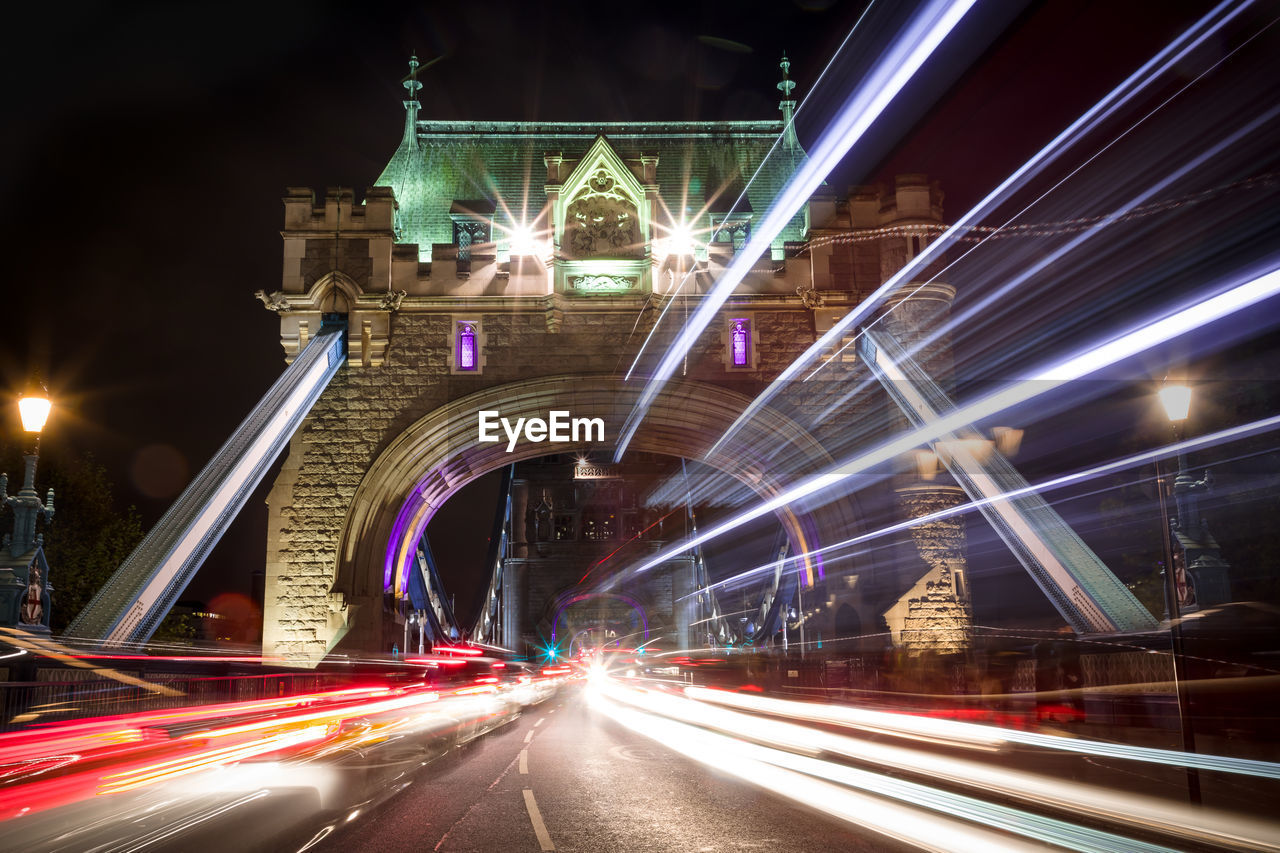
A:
[[796, 286, 825, 308], [564, 169, 643, 259], [572, 275, 636, 292], [255, 290, 291, 312], [378, 290, 407, 312]]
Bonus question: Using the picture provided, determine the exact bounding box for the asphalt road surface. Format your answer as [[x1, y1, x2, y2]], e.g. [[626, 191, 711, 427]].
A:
[[310, 684, 899, 853]]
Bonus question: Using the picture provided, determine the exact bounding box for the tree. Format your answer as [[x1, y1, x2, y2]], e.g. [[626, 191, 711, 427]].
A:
[[0, 445, 144, 635]]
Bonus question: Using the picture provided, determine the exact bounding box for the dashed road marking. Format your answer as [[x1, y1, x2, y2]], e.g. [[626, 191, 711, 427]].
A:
[[524, 730, 534, 744], [519, 749, 528, 774], [522, 788, 555, 851], [534, 718, 544, 727]]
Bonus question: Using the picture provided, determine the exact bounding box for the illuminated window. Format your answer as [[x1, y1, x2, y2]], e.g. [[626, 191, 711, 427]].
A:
[[582, 511, 615, 541], [722, 314, 756, 371], [554, 513, 577, 541], [457, 322, 477, 370], [453, 222, 490, 262], [731, 319, 750, 366], [450, 318, 484, 375]]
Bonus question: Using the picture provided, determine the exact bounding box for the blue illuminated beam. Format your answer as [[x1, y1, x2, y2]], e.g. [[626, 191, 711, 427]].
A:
[[614, 0, 980, 461], [67, 322, 348, 647]]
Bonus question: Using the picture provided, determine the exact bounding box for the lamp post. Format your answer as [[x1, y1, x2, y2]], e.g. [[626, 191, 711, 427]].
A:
[[1155, 381, 1200, 804], [1, 383, 56, 631], [1156, 384, 1191, 617]]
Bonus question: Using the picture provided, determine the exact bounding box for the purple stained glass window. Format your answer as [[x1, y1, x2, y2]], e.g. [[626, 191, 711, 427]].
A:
[[458, 322, 477, 370], [731, 319, 750, 367]]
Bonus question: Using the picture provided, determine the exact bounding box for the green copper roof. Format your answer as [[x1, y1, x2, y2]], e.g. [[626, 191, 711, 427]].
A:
[[375, 119, 808, 261]]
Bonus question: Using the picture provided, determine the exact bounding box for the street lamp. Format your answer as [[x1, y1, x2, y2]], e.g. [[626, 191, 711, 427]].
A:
[[18, 392, 52, 438], [1157, 383, 1192, 616], [1155, 380, 1200, 804], [2, 381, 56, 631]]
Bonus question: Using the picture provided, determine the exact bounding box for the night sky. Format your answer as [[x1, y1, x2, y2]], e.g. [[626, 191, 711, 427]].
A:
[[0, 1, 1242, 616]]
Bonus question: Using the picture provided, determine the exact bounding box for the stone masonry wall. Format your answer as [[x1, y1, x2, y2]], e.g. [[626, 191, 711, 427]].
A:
[[894, 485, 972, 654], [264, 302, 856, 659]]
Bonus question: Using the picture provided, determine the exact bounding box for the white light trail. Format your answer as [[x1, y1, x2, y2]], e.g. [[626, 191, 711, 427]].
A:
[[591, 679, 1230, 852], [590, 685, 1059, 852], [687, 412, 1280, 598], [614, 0, 980, 461], [622, 3, 878, 383], [610, 265, 1280, 582], [899, 97, 1280, 377], [690, 687, 1280, 782], [702, 0, 1256, 460]]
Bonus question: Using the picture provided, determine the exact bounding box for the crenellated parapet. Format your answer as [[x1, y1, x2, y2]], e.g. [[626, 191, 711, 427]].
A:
[[273, 187, 400, 366], [807, 174, 948, 298], [265, 175, 862, 370]]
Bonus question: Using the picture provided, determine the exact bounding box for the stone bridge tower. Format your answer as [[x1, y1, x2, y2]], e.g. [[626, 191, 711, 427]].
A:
[[258, 57, 968, 661]]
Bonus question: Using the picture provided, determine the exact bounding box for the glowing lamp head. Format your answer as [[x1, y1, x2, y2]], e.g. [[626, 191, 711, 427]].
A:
[[509, 224, 538, 257], [1158, 384, 1191, 422], [18, 392, 51, 433], [668, 223, 696, 256]]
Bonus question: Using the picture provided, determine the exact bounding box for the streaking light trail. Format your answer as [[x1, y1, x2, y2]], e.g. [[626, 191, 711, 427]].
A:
[[613, 0, 980, 461], [589, 676, 1272, 851], [611, 265, 1280, 583], [686, 413, 1280, 599], [895, 99, 1280, 379], [688, 687, 1280, 781], [702, 0, 1258, 461], [622, 2, 879, 383]]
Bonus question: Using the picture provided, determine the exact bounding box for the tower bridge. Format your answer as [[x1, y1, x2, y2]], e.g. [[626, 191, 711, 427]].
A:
[[61, 57, 1000, 661], [252, 64, 969, 661], [16, 6, 1279, 848], [67, 56, 1152, 662]]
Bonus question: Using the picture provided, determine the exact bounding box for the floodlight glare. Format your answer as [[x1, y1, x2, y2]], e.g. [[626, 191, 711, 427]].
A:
[[669, 223, 696, 256], [509, 225, 538, 257]]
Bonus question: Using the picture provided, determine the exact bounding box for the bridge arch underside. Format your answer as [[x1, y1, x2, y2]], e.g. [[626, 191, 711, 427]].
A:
[[323, 374, 869, 657]]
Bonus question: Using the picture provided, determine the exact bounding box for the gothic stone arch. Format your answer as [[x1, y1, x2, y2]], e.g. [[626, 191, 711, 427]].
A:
[[304, 374, 860, 657], [263, 359, 872, 660]]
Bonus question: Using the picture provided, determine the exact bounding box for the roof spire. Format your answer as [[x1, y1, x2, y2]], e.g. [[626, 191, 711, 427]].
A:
[[401, 54, 422, 151], [777, 52, 800, 153]]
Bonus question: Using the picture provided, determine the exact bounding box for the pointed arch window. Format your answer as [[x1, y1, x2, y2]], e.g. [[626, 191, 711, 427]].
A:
[[723, 313, 758, 371], [449, 317, 485, 374], [457, 322, 478, 370], [731, 319, 750, 367]]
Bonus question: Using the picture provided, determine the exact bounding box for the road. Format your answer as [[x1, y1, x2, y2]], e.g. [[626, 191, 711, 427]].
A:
[[310, 684, 895, 853]]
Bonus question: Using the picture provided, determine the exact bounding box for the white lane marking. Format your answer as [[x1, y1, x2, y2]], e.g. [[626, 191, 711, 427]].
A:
[[524, 730, 534, 744], [522, 788, 555, 851], [534, 718, 544, 727], [519, 749, 528, 774]]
